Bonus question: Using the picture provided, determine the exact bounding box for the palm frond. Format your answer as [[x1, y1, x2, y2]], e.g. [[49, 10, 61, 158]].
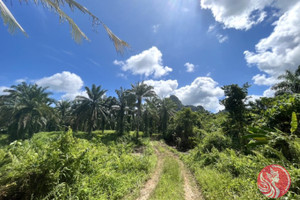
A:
[[2, 0, 129, 53], [40, 0, 89, 42], [0, 0, 27, 35], [100, 22, 129, 54], [40, 0, 130, 53], [295, 65, 300, 76]]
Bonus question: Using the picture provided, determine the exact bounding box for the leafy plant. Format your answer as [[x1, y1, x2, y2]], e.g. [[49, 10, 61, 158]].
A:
[[244, 112, 300, 162], [0, 130, 156, 200]]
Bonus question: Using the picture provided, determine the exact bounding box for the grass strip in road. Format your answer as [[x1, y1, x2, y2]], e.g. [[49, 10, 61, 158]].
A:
[[149, 156, 184, 200]]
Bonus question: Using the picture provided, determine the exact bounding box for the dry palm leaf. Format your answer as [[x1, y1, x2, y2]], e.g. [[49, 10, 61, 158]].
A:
[[0, 0, 129, 53], [0, 0, 27, 35]]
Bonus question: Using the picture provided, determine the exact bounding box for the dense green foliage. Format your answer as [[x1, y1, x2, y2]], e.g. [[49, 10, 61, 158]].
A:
[[177, 93, 300, 199], [180, 110, 300, 199], [166, 108, 201, 151], [221, 83, 250, 148], [0, 130, 156, 200], [0, 83, 55, 140]]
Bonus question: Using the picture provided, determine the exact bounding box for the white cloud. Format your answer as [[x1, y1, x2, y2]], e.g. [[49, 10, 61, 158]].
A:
[[152, 24, 160, 33], [174, 77, 224, 112], [0, 86, 9, 95], [117, 73, 127, 79], [246, 95, 262, 104], [184, 62, 195, 72], [144, 79, 178, 98], [15, 78, 27, 84], [275, 0, 300, 12], [216, 34, 228, 43], [200, 0, 272, 30], [207, 24, 229, 43], [114, 46, 172, 78], [62, 90, 88, 100], [36, 71, 84, 100], [145, 77, 224, 112], [247, 87, 275, 103], [252, 74, 279, 86], [113, 60, 124, 66], [207, 24, 216, 33], [263, 87, 275, 97], [245, 2, 300, 85]]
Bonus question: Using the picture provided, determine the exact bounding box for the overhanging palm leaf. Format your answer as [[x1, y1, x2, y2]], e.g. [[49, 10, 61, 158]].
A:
[[0, 0, 26, 35], [0, 0, 129, 53]]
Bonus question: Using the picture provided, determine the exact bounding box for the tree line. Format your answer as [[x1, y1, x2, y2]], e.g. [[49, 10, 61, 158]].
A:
[[0, 82, 179, 140], [1, 65, 300, 151]]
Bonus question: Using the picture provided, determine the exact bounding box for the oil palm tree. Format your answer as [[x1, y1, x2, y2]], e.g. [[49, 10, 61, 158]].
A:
[[128, 82, 155, 139], [102, 96, 117, 131], [145, 97, 160, 136], [0, 0, 128, 53], [159, 98, 177, 137], [146, 97, 176, 137], [55, 100, 72, 128], [0, 82, 54, 139], [74, 84, 107, 137], [113, 87, 130, 135], [272, 65, 300, 96]]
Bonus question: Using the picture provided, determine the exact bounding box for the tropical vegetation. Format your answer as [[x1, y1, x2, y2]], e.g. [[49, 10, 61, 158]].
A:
[[0, 66, 300, 199]]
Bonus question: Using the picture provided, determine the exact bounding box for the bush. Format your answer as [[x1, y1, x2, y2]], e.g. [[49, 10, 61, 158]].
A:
[[199, 132, 231, 153], [166, 108, 200, 151]]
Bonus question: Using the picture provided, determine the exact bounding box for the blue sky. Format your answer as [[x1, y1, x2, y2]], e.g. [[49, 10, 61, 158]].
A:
[[1, 0, 300, 112]]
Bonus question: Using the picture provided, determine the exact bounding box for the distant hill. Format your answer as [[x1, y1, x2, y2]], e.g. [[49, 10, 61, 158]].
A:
[[169, 95, 184, 111], [168, 95, 208, 113]]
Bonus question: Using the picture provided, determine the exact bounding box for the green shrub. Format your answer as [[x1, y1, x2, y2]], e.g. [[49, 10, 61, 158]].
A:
[[199, 131, 231, 153]]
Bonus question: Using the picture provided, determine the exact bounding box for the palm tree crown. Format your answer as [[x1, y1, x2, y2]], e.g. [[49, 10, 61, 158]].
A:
[[74, 84, 107, 136], [55, 100, 72, 127], [0, 82, 54, 139], [128, 82, 155, 139], [272, 65, 300, 96], [146, 97, 176, 136]]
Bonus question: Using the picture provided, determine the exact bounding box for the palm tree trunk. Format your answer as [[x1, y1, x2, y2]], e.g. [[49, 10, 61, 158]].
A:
[[88, 125, 92, 138], [136, 113, 139, 139], [101, 117, 105, 134], [118, 107, 124, 135], [136, 98, 141, 139], [120, 112, 124, 135]]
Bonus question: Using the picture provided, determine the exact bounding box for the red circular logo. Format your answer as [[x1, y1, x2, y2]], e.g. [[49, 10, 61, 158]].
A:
[[257, 165, 291, 198]]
